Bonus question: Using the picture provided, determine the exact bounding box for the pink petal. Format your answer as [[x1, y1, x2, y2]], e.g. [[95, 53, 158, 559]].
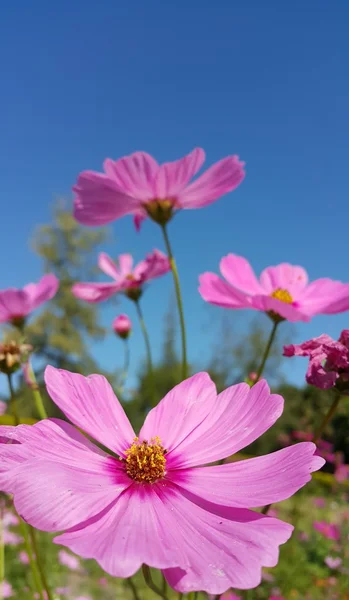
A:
[[97, 253, 121, 281], [259, 265, 308, 297], [167, 380, 284, 468], [139, 373, 217, 453], [23, 274, 59, 310], [154, 148, 205, 198], [118, 254, 134, 276], [161, 484, 292, 594], [297, 278, 349, 316], [251, 295, 310, 322], [169, 443, 324, 507], [73, 171, 138, 226], [134, 249, 171, 282], [178, 155, 245, 209], [220, 255, 264, 295], [0, 289, 30, 322], [13, 455, 130, 532], [72, 282, 120, 303], [44, 366, 135, 454], [198, 273, 250, 309], [103, 151, 159, 200], [54, 484, 189, 577]]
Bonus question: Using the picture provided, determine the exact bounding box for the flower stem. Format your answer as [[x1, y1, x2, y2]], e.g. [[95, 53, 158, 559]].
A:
[[28, 527, 53, 600], [18, 519, 45, 600], [161, 224, 188, 380], [122, 339, 130, 387], [125, 577, 141, 600], [6, 374, 19, 425], [142, 564, 168, 599], [135, 300, 154, 377], [27, 364, 48, 420], [255, 321, 279, 382], [313, 391, 342, 444]]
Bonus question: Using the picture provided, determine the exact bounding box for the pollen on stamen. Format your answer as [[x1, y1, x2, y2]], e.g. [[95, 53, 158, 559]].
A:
[[271, 288, 293, 304], [124, 436, 167, 484]]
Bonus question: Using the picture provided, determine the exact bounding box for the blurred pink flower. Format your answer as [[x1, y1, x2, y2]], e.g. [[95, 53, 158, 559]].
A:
[[113, 314, 132, 339], [4, 530, 23, 545], [284, 331, 349, 392], [0, 368, 323, 594], [335, 463, 349, 483], [269, 596, 286, 600], [58, 549, 81, 571], [73, 148, 245, 229], [313, 521, 340, 541], [325, 556, 342, 569], [1, 581, 13, 598], [72, 250, 170, 303], [298, 531, 310, 542], [55, 588, 71, 595], [98, 577, 108, 586], [19, 550, 30, 564], [3, 510, 19, 527], [313, 497, 326, 508], [292, 431, 313, 442], [0, 275, 59, 326], [0, 401, 6, 415], [199, 256, 349, 323]]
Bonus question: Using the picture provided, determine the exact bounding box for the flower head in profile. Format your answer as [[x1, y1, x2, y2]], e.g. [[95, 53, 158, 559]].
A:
[[0, 341, 32, 376], [284, 330, 349, 392], [72, 249, 170, 303], [0, 368, 323, 594], [0, 275, 59, 328], [199, 255, 349, 323], [313, 521, 340, 541], [113, 314, 132, 339], [73, 148, 245, 230]]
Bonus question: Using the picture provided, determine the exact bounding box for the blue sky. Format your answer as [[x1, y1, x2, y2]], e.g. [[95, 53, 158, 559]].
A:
[[1, 0, 349, 388]]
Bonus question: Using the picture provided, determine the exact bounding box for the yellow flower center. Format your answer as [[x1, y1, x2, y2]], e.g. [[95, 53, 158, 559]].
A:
[[270, 288, 293, 304], [124, 437, 167, 484], [144, 199, 175, 225]]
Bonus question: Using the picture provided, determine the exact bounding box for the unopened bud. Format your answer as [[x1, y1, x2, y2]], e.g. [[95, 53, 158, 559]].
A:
[[113, 315, 132, 339]]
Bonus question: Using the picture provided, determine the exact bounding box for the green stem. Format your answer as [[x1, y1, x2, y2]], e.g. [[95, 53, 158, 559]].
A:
[[27, 364, 48, 420], [161, 224, 188, 380], [135, 300, 154, 376], [18, 519, 45, 600], [193, 593, 199, 600], [122, 339, 130, 387], [178, 594, 183, 600], [255, 321, 279, 382], [125, 577, 141, 600], [142, 564, 168, 599], [162, 574, 168, 595], [7, 374, 19, 425], [313, 391, 342, 444], [28, 527, 53, 600]]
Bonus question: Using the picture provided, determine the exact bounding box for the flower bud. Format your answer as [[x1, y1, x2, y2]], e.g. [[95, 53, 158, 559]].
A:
[[113, 315, 132, 339]]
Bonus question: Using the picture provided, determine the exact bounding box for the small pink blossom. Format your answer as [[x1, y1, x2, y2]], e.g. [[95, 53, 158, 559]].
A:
[[313, 497, 326, 508], [4, 530, 23, 545], [335, 463, 349, 482], [19, 551, 30, 564], [0, 367, 323, 594], [298, 531, 310, 542], [199, 256, 349, 323], [72, 250, 170, 303], [325, 556, 342, 569], [113, 314, 132, 339], [58, 549, 81, 571], [0, 581, 13, 598], [55, 588, 71, 595], [284, 331, 349, 392], [313, 521, 340, 541], [3, 510, 19, 527], [0, 401, 7, 415], [73, 148, 245, 229], [0, 275, 59, 326]]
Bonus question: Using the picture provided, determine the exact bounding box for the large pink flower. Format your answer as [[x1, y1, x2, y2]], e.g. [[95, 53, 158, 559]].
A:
[[199, 255, 349, 323], [284, 331, 349, 392], [72, 249, 170, 303], [0, 368, 323, 594], [0, 275, 59, 326], [73, 148, 245, 229]]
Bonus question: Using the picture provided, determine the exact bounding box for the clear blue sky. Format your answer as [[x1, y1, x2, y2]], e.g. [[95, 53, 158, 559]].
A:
[[1, 0, 349, 388]]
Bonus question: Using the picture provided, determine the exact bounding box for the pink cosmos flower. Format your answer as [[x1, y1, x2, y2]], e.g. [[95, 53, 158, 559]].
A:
[[73, 148, 245, 230], [0, 275, 59, 326], [19, 551, 30, 564], [199, 255, 349, 323], [1, 581, 13, 598], [113, 314, 132, 339], [325, 556, 342, 569], [313, 521, 340, 541], [72, 249, 170, 303], [284, 331, 349, 392], [0, 368, 323, 594], [58, 549, 81, 571]]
